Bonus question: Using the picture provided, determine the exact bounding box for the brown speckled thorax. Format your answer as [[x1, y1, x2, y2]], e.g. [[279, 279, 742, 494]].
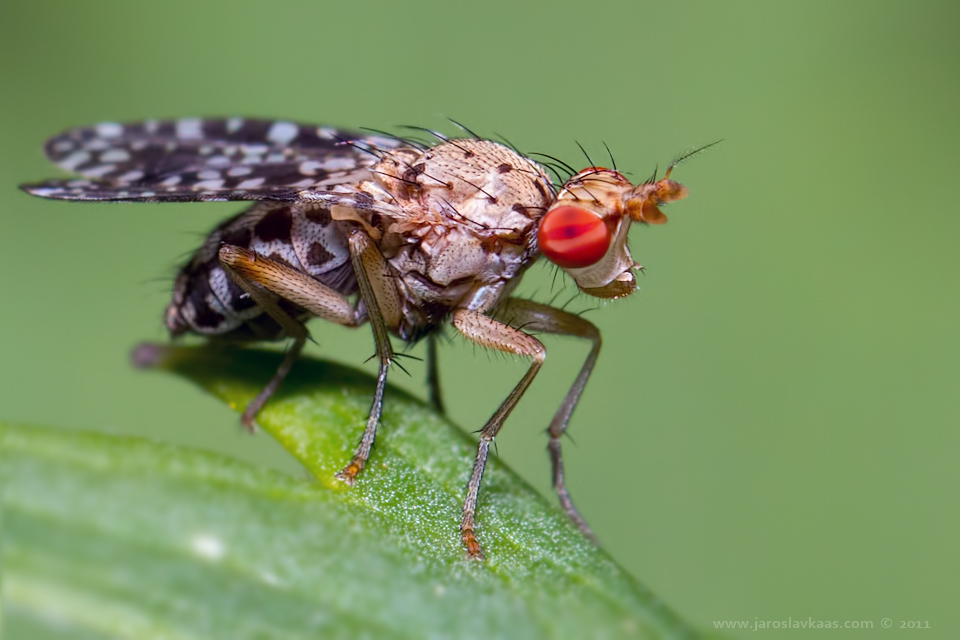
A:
[[366, 139, 554, 339]]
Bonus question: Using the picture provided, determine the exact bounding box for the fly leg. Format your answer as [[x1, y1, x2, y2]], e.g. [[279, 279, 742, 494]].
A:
[[240, 336, 305, 431], [451, 309, 546, 558], [493, 298, 601, 541], [218, 244, 358, 431], [335, 229, 402, 484], [426, 332, 446, 415]]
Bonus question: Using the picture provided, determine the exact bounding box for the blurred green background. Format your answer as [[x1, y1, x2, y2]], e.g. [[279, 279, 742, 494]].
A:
[[2, 0, 957, 637]]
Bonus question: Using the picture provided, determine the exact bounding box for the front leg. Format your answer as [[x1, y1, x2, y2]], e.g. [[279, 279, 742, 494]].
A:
[[493, 298, 601, 541], [451, 309, 546, 558]]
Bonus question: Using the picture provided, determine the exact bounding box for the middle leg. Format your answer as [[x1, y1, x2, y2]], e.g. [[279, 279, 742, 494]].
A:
[[426, 331, 446, 415], [335, 228, 403, 484], [219, 244, 357, 430]]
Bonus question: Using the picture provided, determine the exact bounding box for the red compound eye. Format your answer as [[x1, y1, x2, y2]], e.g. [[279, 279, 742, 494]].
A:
[[538, 206, 612, 269]]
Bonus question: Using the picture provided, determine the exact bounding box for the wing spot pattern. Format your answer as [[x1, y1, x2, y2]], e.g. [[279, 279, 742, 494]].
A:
[[60, 151, 91, 171], [299, 161, 322, 175], [176, 118, 203, 140], [237, 177, 266, 189], [25, 118, 406, 204], [267, 121, 299, 145], [96, 122, 123, 138], [84, 164, 116, 178], [323, 157, 356, 171], [100, 149, 131, 163]]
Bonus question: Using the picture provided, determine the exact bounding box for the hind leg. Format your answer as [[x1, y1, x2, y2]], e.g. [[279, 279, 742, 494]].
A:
[[239, 336, 306, 431], [218, 244, 359, 430]]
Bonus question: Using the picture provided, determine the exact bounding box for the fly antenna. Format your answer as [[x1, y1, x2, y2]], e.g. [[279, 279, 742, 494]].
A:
[[664, 139, 722, 179]]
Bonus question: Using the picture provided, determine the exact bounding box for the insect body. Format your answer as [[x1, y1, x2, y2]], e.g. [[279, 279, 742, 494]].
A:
[[22, 118, 701, 557]]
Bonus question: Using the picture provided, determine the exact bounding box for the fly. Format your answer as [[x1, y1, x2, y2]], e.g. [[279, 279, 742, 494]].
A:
[[21, 118, 713, 557]]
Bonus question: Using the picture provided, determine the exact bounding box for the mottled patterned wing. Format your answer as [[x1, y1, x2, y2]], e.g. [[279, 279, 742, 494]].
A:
[[20, 118, 401, 202]]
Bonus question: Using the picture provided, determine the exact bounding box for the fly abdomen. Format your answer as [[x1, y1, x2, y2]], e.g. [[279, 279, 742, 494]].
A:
[[166, 201, 356, 339]]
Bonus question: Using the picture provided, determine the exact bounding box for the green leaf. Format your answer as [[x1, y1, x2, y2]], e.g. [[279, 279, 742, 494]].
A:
[[2, 345, 698, 639]]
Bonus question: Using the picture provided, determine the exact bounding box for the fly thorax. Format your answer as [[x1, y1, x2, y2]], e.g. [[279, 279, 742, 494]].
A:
[[373, 138, 554, 311], [373, 139, 552, 242]]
